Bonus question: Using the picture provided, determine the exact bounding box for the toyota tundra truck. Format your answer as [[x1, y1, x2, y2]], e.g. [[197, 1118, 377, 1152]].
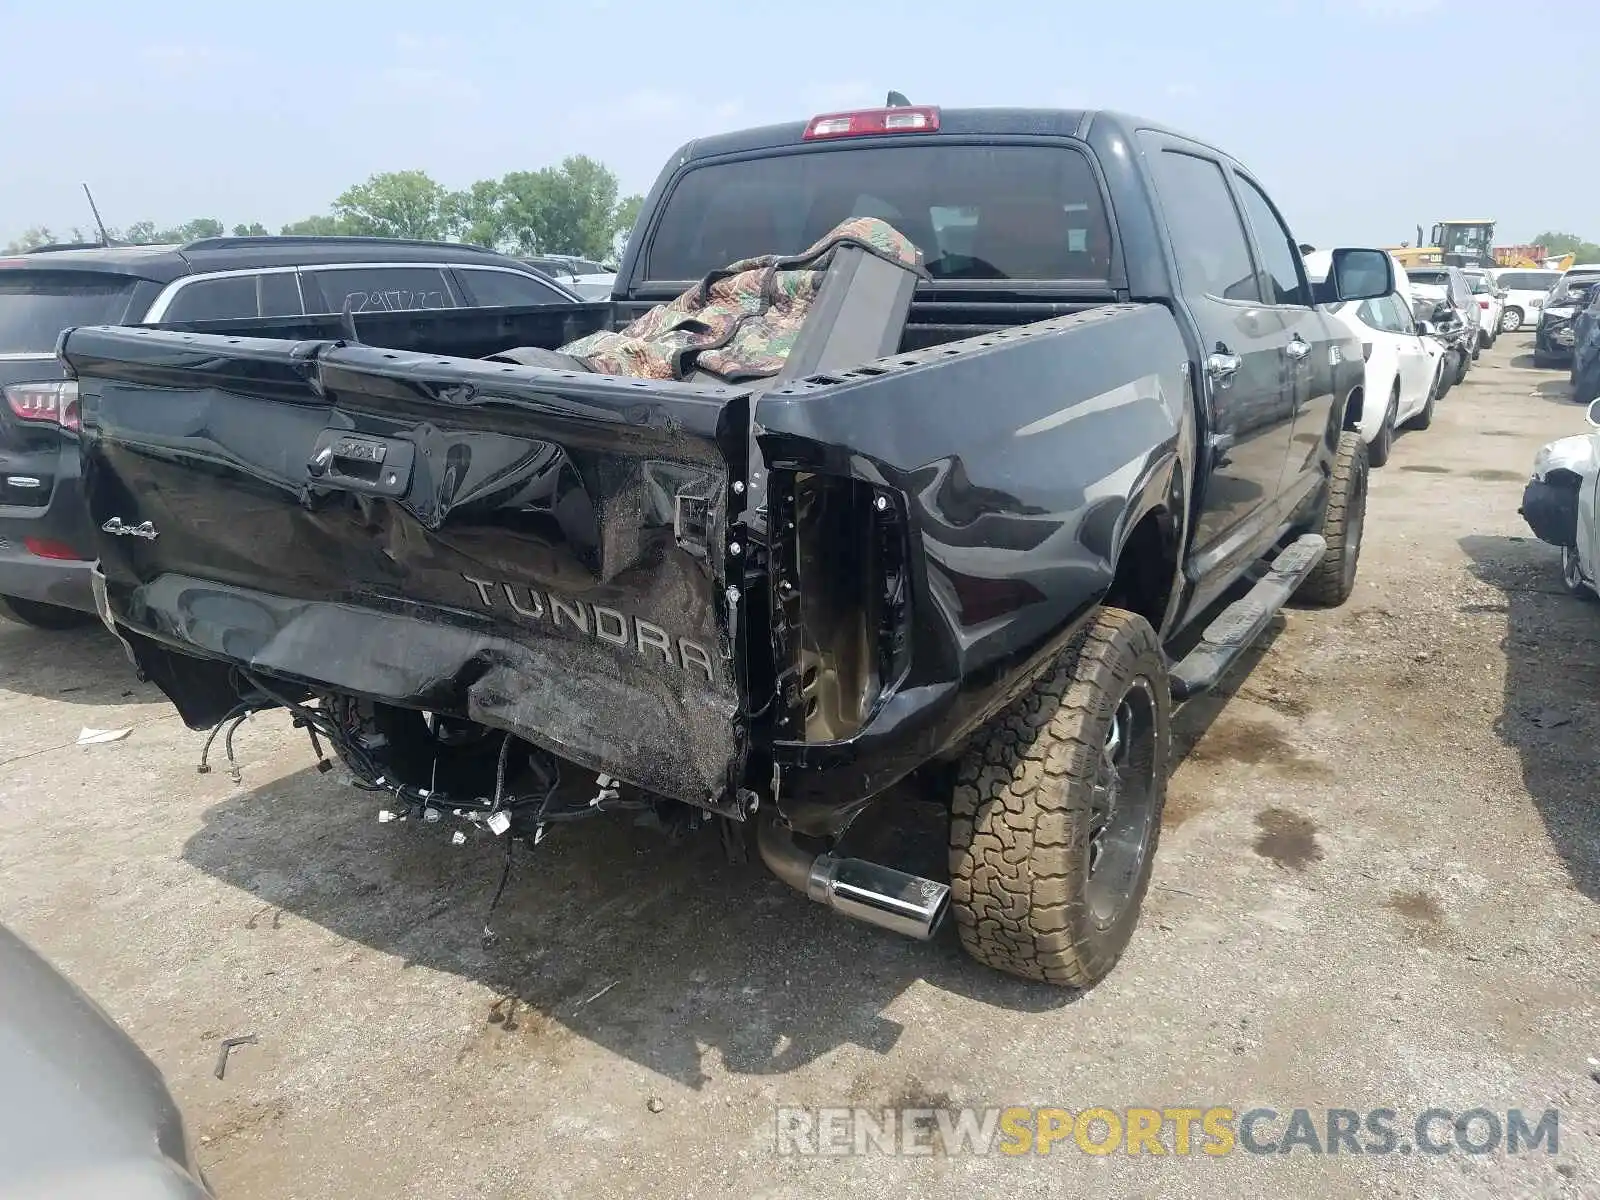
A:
[[62, 106, 1392, 988]]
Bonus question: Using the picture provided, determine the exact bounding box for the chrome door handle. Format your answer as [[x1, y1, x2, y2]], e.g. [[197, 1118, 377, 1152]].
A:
[[1206, 350, 1242, 383], [1286, 336, 1312, 360]]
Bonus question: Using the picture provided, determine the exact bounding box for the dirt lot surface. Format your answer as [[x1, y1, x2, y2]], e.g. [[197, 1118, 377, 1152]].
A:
[[1, 336, 1596, 1198]]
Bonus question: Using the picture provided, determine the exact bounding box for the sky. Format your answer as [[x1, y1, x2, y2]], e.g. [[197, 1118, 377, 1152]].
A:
[[1, 0, 1589, 251]]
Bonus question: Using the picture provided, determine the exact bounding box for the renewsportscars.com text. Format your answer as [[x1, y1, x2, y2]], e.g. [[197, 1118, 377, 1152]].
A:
[[774, 1105, 1560, 1158]]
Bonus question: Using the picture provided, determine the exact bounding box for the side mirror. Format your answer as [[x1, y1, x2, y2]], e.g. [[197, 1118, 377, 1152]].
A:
[[1432, 301, 1454, 322], [1417, 320, 1437, 336], [1495, 290, 1508, 300], [1327, 247, 1395, 302]]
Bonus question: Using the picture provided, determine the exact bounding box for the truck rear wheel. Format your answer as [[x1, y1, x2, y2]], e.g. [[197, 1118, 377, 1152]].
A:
[[1296, 431, 1368, 608], [949, 608, 1169, 988]]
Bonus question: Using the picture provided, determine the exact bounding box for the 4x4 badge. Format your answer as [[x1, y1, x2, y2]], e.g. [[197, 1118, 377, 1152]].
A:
[[101, 517, 159, 540]]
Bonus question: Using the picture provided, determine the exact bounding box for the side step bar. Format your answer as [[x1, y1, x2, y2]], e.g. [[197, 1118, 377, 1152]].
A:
[[1169, 533, 1326, 701]]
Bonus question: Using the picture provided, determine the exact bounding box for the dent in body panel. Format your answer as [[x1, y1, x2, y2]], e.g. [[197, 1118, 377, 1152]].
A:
[[70, 327, 747, 805], [749, 305, 1191, 831]]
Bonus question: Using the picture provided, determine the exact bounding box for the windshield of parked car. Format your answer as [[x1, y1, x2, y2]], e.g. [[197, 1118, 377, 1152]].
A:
[[0, 270, 141, 355], [1552, 274, 1600, 304], [1408, 270, 1449, 288], [645, 144, 1113, 283]]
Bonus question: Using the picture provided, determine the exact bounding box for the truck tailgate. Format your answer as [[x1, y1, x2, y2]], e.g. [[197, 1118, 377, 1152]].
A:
[[63, 326, 749, 805]]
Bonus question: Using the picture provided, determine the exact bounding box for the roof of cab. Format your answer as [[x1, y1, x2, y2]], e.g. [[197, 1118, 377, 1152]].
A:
[[671, 107, 1195, 163]]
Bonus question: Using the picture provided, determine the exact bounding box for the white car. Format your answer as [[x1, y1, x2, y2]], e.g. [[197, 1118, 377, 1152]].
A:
[[1521, 399, 1600, 596], [1490, 267, 1561, 332], [1462, 270, 1503, 348], [523, 255, 617, 302], [1306, 251, 1446, 466]]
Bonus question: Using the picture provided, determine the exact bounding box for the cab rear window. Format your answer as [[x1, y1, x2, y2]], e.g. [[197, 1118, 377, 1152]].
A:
[[0, 270, 140, 354], [644, 144, 1112, 284]]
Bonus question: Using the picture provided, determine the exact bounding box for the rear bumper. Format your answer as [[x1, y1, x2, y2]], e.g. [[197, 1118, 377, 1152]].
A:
[[97, 571, 741, 808], [1520, 478, 1578, 548], [0, 536, 94, 610], [0, 438, 96, 612]]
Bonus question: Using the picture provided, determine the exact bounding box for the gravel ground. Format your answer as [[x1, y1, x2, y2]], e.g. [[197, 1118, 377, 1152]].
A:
[[1, 335, 1595, 1199]]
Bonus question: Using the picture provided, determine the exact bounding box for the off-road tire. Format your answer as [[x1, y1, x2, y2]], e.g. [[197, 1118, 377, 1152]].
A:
[[1368, 387, 1397, 467], [949, 608, 1170, 988], [0, 596, 95, 630], [1297, 431, 1368, 607], [1455, 349, 1471, 384]]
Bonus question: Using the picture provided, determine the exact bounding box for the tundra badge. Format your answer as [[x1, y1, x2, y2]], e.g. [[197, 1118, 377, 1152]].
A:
[[101, 517, 159, 540]]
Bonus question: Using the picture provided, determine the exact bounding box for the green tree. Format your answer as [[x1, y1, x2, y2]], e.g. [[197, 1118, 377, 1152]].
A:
[[118, 218, 225, 245], [1534, 231, 1600, 263], [280, 214, 353, 236], [232, 222, 270, 237], [448, 179, 507, 249], [497, 156, 623, 259], [612, 193, 644, 259], [4, 226, 56, 253], [332, 170, 457, 240]]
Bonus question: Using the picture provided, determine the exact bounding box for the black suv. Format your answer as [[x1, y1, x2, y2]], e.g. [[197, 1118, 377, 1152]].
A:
[[0, 235, 579, 629]]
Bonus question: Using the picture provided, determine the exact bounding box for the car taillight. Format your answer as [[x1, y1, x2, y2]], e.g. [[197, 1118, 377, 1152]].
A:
[[803, 106, 941, 140], [1478, 299, 1490, 309], [4, 380, 79, 432], [24, 537, 85, 561]]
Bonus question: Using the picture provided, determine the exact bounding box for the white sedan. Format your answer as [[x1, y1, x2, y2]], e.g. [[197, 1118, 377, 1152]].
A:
[[1521, 400, 1600, 596], [1462, 270, 1504, 349], [1307, 251, 1446, 466]]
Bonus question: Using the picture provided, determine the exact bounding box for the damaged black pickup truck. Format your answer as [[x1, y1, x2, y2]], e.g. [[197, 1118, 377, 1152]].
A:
[[63, 106, 1393, 987]]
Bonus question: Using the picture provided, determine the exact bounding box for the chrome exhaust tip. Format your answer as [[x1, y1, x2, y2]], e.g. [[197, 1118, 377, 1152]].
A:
[[757, 814, 950, 942]]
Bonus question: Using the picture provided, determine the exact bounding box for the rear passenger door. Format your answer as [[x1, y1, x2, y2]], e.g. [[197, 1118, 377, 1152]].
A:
[[1142, 137, 1297, 571], [1228, 170, 1340, 504]]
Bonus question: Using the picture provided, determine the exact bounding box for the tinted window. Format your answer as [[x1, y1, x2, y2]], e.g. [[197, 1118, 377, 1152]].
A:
[[568, 260, 607, 275], [525, 258, 576, 279], [259, 272, 301, 317], [1356, 295, 1410, 335], [1232, 174, 1309, 305], [1554, 274, 1600, 302], [1408, 270, 1449, 287], [303, 266, 456, 314], [160, 272, 304, 322], [0, 271, 140, 353], [1465, 274, 1491, 294], [1497, 271, 1558, 290], [1147, 150, 1259, 302], [647, 144, 1112, 283], [458, 268, 569, 306], [1389, 293, 1419, 332]]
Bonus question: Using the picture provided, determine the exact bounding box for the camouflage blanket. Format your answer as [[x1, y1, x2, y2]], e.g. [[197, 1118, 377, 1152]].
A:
[[560, 217, 924, 382]]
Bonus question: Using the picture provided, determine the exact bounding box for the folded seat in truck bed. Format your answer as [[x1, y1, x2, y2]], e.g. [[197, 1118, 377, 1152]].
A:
[[495, 217, 924, 385]]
